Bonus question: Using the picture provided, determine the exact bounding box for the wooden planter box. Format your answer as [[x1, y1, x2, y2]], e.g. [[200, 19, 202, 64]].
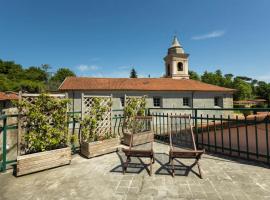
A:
[[80, 137, 120, 158], [16, 147, 71, 176], [123, 131, 154, 146]]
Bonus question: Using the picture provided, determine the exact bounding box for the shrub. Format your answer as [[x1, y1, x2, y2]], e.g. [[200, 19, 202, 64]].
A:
[[18, 93, 70, 154]]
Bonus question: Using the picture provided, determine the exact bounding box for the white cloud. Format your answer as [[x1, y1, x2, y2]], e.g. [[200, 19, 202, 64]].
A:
[[77, 64, 100, 72], [192, 30, 225, 40]]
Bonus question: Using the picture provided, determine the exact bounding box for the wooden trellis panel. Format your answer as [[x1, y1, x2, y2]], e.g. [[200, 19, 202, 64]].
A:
[[21, 93, 66, 104], [82, 94, 112, 137]]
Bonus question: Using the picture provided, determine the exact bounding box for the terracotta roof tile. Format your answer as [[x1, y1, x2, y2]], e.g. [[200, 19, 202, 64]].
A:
[[0, 92, 18, 101], [59, 77, 235, 92]]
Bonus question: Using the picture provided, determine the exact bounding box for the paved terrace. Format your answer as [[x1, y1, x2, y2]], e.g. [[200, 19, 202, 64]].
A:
[[0, 142, 270, 200]]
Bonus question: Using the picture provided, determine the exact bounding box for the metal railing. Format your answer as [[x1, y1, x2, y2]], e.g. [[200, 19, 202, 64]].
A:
[[1, 107, 270, 172], [149, 107, 270, 165]]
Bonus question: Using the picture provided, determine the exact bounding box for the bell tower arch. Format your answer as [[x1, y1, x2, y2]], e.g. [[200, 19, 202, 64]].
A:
[[164, 36, 189, 79]]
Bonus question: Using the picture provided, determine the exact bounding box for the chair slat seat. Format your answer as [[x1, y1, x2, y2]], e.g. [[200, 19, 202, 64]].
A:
[[122, 148, 154, 157], [169, 149, 204, 158]]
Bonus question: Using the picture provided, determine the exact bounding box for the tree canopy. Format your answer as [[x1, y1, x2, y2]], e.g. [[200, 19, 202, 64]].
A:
[[130, 68, 138, 78], [1, 58, 269, 105], [0, 59, 75, 93], [189, 69, 270, 105]]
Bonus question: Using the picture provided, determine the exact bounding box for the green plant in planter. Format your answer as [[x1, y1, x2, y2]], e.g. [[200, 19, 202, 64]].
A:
[[80, 97, 113, 142], [123, 96, 147, 132], [17, 93, 71, 154]]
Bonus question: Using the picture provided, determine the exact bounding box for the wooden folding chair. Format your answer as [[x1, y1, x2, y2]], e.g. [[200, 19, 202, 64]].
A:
[[168, 114, 204, 178], [122, 116, 155, 176]]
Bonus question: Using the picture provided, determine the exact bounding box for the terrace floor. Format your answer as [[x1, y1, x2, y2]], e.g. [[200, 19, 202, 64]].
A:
[[0, 142, 270, 200]]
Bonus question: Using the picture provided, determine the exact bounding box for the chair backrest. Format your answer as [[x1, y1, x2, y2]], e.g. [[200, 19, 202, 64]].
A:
[[169, 114, 197, 151]]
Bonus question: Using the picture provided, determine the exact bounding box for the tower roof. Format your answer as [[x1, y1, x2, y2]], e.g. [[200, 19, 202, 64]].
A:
[[171, 36, 181, 48]]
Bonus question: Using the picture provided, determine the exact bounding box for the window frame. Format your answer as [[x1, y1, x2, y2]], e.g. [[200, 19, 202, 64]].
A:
[[120, 97, 125, 107], [214, 96, 223, 107], [183, 97, 190, 107], [153, 97, 162, 107]]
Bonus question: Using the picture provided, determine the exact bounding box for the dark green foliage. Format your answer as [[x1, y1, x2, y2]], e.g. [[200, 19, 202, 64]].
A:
[[17, 94, 71, 154], [130, 68, 138, 78], [24, 67, 48, 82], [48, 68, 76, 91], [232, 78, 253, 100], [0, 58, 75, 92], [188, 70, 200, 80], [199, 69, 268, 102], [256, 81, 270, 106], [51, 68, 75, 83]]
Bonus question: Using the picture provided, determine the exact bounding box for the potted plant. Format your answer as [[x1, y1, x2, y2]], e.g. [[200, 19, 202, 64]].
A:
[[80, 97, 120, 158], [16, 93, 72, 176], [122, 96, 153, 146]]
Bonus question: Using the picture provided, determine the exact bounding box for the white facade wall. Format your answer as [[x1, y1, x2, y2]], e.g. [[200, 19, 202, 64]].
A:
[[67, 90, 233, 116]]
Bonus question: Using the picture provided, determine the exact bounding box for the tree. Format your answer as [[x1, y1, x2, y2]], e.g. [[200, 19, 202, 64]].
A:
[[233, 78, 253, 100], [24, 66, 48, 82], [256, 81, 270, 106], [19, 80, 45, 93], [201, 71, 220, 85], [48, 68, 75, 91], [51, 68, 75, 83], [130, 68, 138, 78], [235, 76, 252, 82], [189, 70, 200, 80]]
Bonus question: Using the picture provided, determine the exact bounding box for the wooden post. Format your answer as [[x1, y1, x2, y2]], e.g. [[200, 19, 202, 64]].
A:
[[17, 91, 22, 156], [81, 92, 84, 119]]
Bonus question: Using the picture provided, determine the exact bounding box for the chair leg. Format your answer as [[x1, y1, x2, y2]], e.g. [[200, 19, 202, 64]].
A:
[[196, 159, 203, 179], [149, 157, 153, 176], [171, 157, 175, 177], [123, 156, 130, 174], [152, 155, 155, 164]]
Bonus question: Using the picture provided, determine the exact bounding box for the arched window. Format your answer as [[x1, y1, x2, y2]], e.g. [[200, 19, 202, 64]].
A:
[[167, 64, 171, 76], [177, 62, 183, 71]]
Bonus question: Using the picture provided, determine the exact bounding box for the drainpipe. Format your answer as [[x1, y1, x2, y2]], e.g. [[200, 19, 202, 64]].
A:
[[191, 91, 194, 117], [72, 91, 75, 117]]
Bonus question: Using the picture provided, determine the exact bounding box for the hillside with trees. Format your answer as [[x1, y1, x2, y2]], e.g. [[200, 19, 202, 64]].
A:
[[0, 59, 75, 92], [0, 58, 269, 105], [189, 70, 270, 106]]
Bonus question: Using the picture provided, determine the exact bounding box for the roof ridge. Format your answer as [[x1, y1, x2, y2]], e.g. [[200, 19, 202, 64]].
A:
[[59, 77, 235, 92]]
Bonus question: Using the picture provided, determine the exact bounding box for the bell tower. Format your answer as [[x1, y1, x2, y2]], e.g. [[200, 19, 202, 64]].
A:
[[164, 36, 189, 79]]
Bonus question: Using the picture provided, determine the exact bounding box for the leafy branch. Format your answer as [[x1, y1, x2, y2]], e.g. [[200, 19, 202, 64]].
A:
[[17, 93, 71, 154]]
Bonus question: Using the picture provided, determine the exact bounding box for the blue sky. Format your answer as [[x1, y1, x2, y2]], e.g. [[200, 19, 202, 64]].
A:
[[1, 0, 270, 81]]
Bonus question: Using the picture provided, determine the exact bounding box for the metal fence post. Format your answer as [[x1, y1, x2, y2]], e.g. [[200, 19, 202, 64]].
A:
[[1, 116, 7, 172], [194, 109, 198, 148]]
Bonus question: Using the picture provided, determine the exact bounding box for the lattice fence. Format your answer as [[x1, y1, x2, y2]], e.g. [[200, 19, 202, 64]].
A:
[[21, 93, 66, 104], [82, 95, 112, 137]]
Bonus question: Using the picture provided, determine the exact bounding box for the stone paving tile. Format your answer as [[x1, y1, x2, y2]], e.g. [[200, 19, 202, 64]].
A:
[[0, 142, 270, 200]]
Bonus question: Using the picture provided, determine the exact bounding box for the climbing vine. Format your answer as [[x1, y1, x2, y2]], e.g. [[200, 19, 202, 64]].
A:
[[17, 93, 71, 154], [123, 96, 147, 132], [80, 97, 113, 142]]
